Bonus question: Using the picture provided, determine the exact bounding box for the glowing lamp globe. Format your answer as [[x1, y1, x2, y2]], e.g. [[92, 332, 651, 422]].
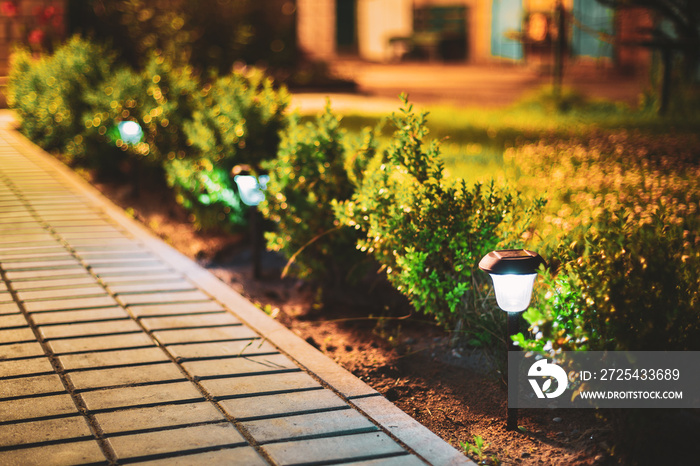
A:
[[234, 174, 270, 207], [117, 121, 144, 145], [478, 250, 545, 313]]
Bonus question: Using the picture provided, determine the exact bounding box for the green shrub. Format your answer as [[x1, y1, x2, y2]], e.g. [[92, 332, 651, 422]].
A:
[[61, 66, 144, 175], [164, 157, 246, 231], [260, 105, 373, 282], [8, 39, 197, 176], [138, 54, 201, 162], [184, 69, 288, 173], [512, 134, 700, 352], [335, 96, 541, 338], [9, 36, 290, 232], [82, 53, 200, 168], [7, 37, 114, 159], [164, 68, 288, 231], [6, 48, 32, 109], [518, 207, 700, 353]]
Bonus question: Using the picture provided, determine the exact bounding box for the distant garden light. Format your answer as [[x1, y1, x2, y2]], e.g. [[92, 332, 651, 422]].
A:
[[479, 249, 545, 431], [117, 121, 144, 145], [234, 174, 269, 207], [233, 173, 270, 280]]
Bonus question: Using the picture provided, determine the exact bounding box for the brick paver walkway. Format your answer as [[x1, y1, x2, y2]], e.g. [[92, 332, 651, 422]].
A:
[[0, 115, 472, 465]]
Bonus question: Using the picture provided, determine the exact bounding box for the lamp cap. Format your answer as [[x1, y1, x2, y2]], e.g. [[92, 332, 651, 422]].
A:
[[478, 249, 545, 275]]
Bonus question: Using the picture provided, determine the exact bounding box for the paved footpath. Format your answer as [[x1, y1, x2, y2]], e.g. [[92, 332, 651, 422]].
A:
[[0, 116, 473, 465]]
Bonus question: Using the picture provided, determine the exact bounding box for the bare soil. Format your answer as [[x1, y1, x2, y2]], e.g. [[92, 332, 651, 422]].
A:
[[91, 175, 614, 465]]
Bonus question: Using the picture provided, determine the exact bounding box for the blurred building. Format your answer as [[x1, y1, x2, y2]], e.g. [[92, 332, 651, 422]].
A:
[[0, 0, 656, 76], [296, 0, 653, 73]]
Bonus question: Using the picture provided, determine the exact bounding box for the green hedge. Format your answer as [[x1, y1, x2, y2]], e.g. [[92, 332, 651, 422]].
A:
[[168, 68, 288, 230], [10, 37, 289, 232], [260, 105, 372, 282], [511, 134, 700, 352], [164, 157, 247, 230], [184, 69, 288, 174], [333, 97, 542, 338], [12, 38, 699, 358], [8, 37, 114, 160]]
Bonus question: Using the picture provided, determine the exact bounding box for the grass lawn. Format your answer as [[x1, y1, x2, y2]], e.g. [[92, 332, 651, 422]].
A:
[[304, 87, 700, 186]]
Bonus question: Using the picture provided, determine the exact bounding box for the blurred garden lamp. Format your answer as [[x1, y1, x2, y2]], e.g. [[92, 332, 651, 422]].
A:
[[117, 121, 144, 145], [234, 174, 269, 208], [479, 249, 545, 431], [233, 174, 270, 280]]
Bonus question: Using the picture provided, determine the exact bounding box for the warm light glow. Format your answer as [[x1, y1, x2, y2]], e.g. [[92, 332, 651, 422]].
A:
[[490, 273, 537, 312], [234, 174, 269, 207]]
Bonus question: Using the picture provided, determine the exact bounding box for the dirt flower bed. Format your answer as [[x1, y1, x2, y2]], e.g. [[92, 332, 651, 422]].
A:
[[87, 174, 612, 466]]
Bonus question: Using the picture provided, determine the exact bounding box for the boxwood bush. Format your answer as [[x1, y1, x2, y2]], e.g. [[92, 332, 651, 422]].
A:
[[260, 105, 373, 283], [184, 69, 288, 174], [335, 97, 542, 340], [8, 37, 114, 161], [511, 134, 700, 352], [164, 157, 247, 230], [82, 54, 203, 195], [9, 37, 289, 232], [166, 68, 289, 231], [81, 53, 200, 169]]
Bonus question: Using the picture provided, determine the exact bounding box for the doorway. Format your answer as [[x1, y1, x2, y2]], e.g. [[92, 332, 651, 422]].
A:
[[336, 0, 357, 54]]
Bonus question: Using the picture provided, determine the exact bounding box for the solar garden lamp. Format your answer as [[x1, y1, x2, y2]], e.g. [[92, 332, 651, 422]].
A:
[[233, 174, 270, 280], [234, 174, 269, 208], [117, 121, 144, 145], [479, 249, 545, 431]]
